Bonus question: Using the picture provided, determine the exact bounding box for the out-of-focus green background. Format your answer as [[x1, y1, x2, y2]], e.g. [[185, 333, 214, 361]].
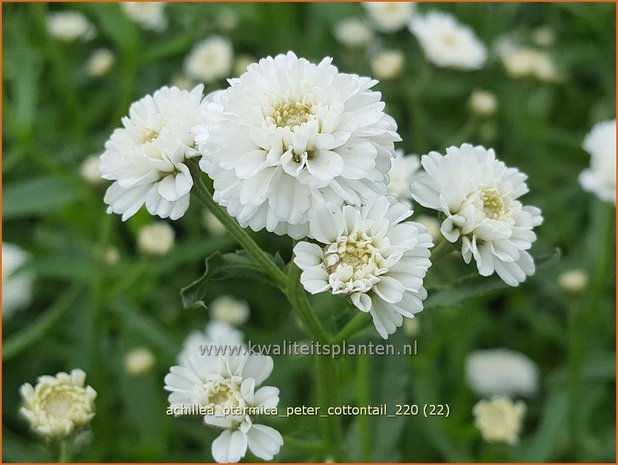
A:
[[3, 2, 615, 463]]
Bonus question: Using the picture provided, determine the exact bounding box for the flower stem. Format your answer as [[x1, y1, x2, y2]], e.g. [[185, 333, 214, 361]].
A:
[[57, 440, 70, 463], [357, 355, 373, 462], [189, 162, 287, 290], [431, 238, 456, 262], [331, 311, 371, 344], [316, 356, 344, 461]]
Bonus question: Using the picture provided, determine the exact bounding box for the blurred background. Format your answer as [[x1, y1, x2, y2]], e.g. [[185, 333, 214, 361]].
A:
[[2, 2, 616, 462]]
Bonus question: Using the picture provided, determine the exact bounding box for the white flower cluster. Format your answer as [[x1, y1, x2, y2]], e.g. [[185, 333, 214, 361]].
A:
[[579, 119, 616, 204], [2, 242, 33, 319]]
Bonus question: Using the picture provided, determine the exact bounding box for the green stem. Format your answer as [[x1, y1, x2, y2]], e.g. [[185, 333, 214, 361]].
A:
[[57, 440, 70, 463], [331, 311, 371, 344], [189, 163, 287, 290], [316, 356, 344, 461], [431, 238, 456, 262], [282, 436, 325, 452], [358, 355, 373, 462]]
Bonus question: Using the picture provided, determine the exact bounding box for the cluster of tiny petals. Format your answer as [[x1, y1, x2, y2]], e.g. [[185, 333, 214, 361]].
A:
[[294, 196, 433, 339], [411, 143, 543, 286], [20, 369, 96, 440], [100, 84, 205, 221], [195, 51, 400, 239]]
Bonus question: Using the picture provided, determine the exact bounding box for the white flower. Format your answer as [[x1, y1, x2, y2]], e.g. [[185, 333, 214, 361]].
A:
[[86, 48, 114, 77], [80, 155, 104, 186], [121, 2, 167, 31], [579, 119, 616, 204], [195, 52, 401, 240], [293, 196, 432, 339], [137, 222, 175, 256], [363, 2, 416, 33], [532, 26, 555, 47], [411, 144, 543, 286], [473, 396, 526, 445], [124, 347, 156, 376], [2, 242, 33, 319], [164, 353, 283, 463], [177, 320, 244, 364], [388, 150, 420, 206], [333, 18, 374, 48], [465, 349, 538, 398], [210, 296, 250, 325], [47, 11, 94, 42], [184, 36, 233, 83], [558, 269, 588, 293], [409, 11, 487, 70], [100, 85, 204, 221], [403, 318, 419, 336], [416, 215, 441, 242], [105, 246, 120, 266], [20, 369, 97, 440], [370, 49, 405, 80], [501, 47, 559, 82], [468, 90, 497, 117], [202, 210, 226, 235]]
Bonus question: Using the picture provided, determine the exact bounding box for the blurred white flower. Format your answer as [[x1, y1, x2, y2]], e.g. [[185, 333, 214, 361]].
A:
[[501, 47, 559, 82], [124, 347, 156, 376], [137, 222, 175, 256], [20, 369, 97, 440], [411, 144, 543, 286], [409, 11, 487, 70], [415, 215, 442, 242], [100, 85, 204, 221], [105, 246, 120, 266], [468, 90, 497, 117], [165, 353, 283, 462], [233, 54, 256, 77], [2, 242, 33, 319], [403, 318, 420, 337], [195, 52, 400, 239], [333, 18, 374, 47], [388, 150, 420, 205], [121, 2, 167, 31], [176, 320, 244, 364], [558, 269, 589, 293], [216, 9, 239, 31], [363, 2, 416, 33], [532, 26, 555, 47], [370, 49, 405, 80], [579, 119, 616, 204], [80, 155, 104, 186], [473, 396, 526, 445], [210, 295, 250, 325], [47, 11, 95, 42], [202, 210, 226, 235], [86, 48, 114, 77], [185, 36, 233, 83], [170, 74, 196, 91], [293, 196, 432, 339], [465, 349, 539, 397]]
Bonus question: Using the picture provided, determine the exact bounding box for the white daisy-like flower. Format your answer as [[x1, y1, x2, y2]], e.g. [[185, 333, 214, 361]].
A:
[[465, 349, 539, 398], [473, 396, 526, 445], [370, 49, 405, 80], [2, 242, 33, 319], [164, 353, 283, 463], [388, 150, 420, 206], [195, 52, 401, 240], [86, 48, 114, 77], [20, 369, 97, 440], [47, 11, 95, 42], [124, 347, 156, 376], [363, 2, 416, 33], [80, 155, 103, 185], [333, 18, 374, 48], [100, 85, 204, 221], [184, 36, 233, 84], [558, 269, 588, 293], [137, 222, 175, 256], [210, 296, 250, 326], [293, 196, 432, 339], [121, 2, 167, 31], [409, 11, 487, 70], [411, 144, 543, 286], [177, 320, 245, 364], [579, 119, 616, 204]]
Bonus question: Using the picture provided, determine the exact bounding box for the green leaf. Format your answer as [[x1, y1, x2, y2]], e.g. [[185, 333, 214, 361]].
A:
[[3, 177, 79, 219], [180, 251, 279, 310]]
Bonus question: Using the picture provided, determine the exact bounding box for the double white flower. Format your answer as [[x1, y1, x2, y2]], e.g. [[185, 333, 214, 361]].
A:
[[411, 144, 543, 286], [195, 51, 400, 239], [100, 85, 204, 221], [164, 353, 282, 463], [293, 196, 433, 339], [579, 118, 616, 204]]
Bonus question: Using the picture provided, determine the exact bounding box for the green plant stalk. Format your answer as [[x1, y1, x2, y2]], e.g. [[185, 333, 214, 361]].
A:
[[57, 440, 70, 463], [431, 238, 456, 262], [357, 355, 373, 462], [316, 355, 344, 461], [331, 311, 371, 344]]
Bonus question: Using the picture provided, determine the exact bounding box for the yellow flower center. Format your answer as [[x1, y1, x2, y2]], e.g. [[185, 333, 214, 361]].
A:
[[271, 99, 314, 128], [480, 188, 505, 219]]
